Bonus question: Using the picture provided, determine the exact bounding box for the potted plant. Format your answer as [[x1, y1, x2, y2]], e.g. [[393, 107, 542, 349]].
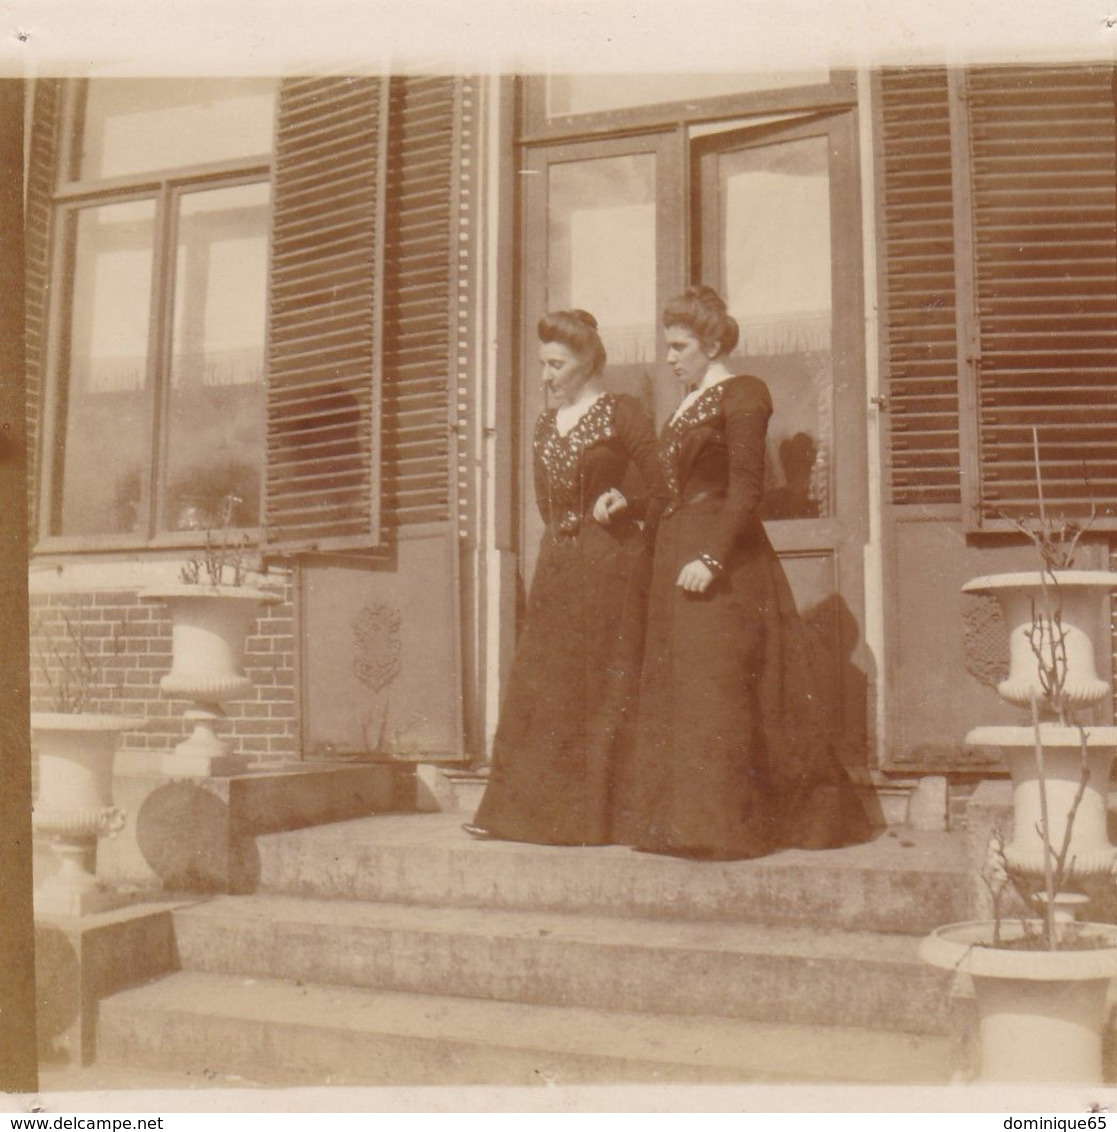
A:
[[31, 611, 141, 917], [141, 495, 280, 777], [920, 433, 1117, 1083]]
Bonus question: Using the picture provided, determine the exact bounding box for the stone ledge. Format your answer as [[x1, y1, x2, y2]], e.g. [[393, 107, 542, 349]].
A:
[[95, 762, 416, 894], [35, 900, 185, 1069]]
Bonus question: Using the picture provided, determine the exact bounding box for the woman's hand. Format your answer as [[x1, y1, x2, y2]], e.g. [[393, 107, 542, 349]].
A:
[[676, 559, 715, 594], [593, 489, 628, 525]]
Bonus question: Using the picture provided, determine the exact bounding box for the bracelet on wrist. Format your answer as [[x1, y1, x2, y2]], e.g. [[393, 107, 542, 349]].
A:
[[698, 552, 724, 576]]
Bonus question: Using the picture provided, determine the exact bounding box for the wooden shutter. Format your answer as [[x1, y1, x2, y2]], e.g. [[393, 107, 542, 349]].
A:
[[381, 75, 464, 530], [877, 68, 962, 506], [265, 76, 389, 551], [965, 65, 1117, 524], [451, 78, 478, 543], [25, 79, 63, 537]]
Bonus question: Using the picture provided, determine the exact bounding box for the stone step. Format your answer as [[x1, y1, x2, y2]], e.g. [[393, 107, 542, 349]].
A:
[[170, 893, 953, 1035], [255, 812, 972, 934], [96, 970, 954, 1087], [413, 765, 489, 813], [444, 776, 488, 814]]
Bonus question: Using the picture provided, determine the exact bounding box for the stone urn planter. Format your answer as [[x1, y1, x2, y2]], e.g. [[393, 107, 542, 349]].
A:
[[141, 584, 280, 777], [963, 570, 1117, 892], [966, 724, 1117, 887], [920, 920, 1117, 1083], [926, 565, 1117, 1080], [31, 712, 141, 917], [962, 571, 1117, 712]]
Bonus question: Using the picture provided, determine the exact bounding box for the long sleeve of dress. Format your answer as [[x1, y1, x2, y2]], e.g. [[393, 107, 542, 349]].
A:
[[705, 378, 773, 567], [614, 395, 670, 540], [532, 413, 553, 525]]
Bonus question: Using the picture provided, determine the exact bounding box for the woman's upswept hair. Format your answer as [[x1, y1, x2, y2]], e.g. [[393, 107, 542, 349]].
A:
[[662, 285, 740, 358], [538, 309, 607, 378]]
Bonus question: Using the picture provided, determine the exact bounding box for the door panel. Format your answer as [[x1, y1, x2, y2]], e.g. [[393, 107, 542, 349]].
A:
[[694, 111, 870, 765], [298, 531, 463, 760]]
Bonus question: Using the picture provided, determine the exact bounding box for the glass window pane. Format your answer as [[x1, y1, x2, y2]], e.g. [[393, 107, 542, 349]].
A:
[[547, 154, 657, 404], [77, 78, 277, 180], [716, 135, 833, 520], [546, 72, 831, 118], [164, 181, 270, 531], [57, 199, 156, 536]]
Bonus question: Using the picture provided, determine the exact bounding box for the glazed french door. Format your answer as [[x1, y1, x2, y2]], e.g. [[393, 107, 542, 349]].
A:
[[518, 133, 685, 583], [693, 110, 870, 766], [519, 108, 870, 767]]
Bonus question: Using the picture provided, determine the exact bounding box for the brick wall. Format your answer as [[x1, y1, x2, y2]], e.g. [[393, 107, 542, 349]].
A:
[[29, 585, 297, 769]]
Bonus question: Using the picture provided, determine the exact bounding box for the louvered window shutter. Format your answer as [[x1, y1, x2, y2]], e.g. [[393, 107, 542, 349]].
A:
[[964, 65, 1117, 524], [26, 79, 63, 537], [265, 76, 390, 551], [877, 68, 963, 506], [381, 75, 464, 530], [265, 75, 471, 549]]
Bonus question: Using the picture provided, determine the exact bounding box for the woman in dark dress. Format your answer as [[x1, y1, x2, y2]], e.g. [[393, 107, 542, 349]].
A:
[[620, 286, 869, 859], [469, 310, 668, 846]]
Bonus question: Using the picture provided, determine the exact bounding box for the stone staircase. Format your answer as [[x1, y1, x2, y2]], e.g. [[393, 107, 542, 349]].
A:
[[92, 812, 973, 1087]]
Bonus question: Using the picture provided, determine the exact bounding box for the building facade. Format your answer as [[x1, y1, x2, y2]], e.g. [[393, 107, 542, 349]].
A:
[[25, 68, 1117, 803]]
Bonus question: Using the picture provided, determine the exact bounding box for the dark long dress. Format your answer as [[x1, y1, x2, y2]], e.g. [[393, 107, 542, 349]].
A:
[[617, 374, 870, 859], [473, 393, 668, 846]]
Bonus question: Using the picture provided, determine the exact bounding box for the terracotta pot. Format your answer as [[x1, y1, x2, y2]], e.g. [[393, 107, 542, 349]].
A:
[[141, 585, 280, 777], [920, 919, 1117, 1083], [31, 712, 141, 917], [962, 571, 1117, 712]]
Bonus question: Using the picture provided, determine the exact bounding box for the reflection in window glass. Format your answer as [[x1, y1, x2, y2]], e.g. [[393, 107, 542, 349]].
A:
[[58, 199, 156, 535], [77, 78, 277, 181], [716, 135, 833, 519], [546, 72, 831, 118], [165, 182, 270, 531], [547, 154, 657, 405]]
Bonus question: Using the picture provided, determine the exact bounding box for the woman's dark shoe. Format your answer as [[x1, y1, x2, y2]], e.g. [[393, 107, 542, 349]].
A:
[[461, 822, 493, 840]]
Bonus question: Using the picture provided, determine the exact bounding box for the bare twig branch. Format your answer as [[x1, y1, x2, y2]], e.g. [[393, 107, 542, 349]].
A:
[[1030, 690, 1059, 948], [179, 493, 254, 588], [32, 608, 123, 714]]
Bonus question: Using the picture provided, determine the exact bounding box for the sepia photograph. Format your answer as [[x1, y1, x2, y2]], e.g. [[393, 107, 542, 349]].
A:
[[2, 0, 1116, 1115]]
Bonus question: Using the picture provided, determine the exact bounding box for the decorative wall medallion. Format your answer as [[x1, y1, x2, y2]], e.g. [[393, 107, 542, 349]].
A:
[[352, 603, 403, 693]]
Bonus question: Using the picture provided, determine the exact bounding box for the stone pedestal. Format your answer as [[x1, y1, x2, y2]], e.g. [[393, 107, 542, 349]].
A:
[[906, 776, 949, 832], [35, 902, 180, 1067], [34, 843, 130, 919], [161, 703, 248, 778]]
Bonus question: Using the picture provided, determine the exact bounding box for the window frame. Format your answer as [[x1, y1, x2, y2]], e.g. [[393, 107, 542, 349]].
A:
[[35, 78, 276, 555], [520, 70, 857, 144]]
